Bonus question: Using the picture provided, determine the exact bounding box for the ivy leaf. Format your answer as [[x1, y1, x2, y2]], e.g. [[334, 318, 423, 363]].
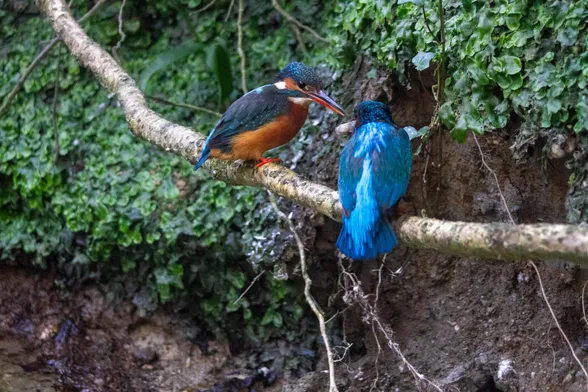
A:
[[412, 52, 435, 71], [574, 96, 588, 133], [206, 40, 234, 104], [139, 41, 202, 92], [499, 56, 522, 75], [450, 116, 468, 143], [547, 99, 561, 114], [557, 27, 578, 46], [439, 102, 457, 129]]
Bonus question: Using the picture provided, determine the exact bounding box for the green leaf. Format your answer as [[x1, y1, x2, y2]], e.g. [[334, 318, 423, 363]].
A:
[[398, 0, 421, 4], [228, 271, 246, 289], [439, 102, 456, 129], [450, 116, 468, 143], [499, 56, 522, 75], [206, 40, 234, 104], [139, 41, 202, 91], [547, 99, 561, 114], [412, 52, 435, 71], [261, 309, 283, 328]]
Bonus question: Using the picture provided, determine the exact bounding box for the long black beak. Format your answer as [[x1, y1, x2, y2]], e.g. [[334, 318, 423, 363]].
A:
[[309, 90, 345, 116]]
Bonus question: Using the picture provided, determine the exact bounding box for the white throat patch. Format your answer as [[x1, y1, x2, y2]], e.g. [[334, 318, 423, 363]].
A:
[[289, 97, 313, 105]]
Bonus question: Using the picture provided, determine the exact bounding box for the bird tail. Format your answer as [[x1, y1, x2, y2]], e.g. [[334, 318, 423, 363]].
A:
[[193, 147, 210, 171], [337, 218, 397, 260]]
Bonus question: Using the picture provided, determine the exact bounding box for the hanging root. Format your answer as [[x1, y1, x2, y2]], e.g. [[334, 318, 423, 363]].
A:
[[473, 133, 588, 387], [337, 257, 443, 391]]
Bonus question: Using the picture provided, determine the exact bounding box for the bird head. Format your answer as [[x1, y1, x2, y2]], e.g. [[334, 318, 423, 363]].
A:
[[354, 101, 393, 127], [275, 62, 345, 116]]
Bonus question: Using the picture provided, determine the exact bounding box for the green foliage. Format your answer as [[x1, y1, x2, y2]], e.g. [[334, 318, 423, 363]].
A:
[[331, 0, 588, 137], [0, 0, 333, 344], [139, 41, 203, 92], [206, 40, 234, 106], [330, 0, 588, 222]]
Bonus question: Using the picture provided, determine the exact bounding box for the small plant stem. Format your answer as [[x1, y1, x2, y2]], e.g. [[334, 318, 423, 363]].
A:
[[271, 0, 328, 43], [237, 0, 247, 94], [268, 191, 339, 392], [0, 0, 107, 117], [233, 270, 266, 305]]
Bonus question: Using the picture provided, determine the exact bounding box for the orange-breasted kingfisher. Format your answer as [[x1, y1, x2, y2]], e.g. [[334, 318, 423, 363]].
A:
[[336, 101, 412, 260], [194, 62, 344, 170]]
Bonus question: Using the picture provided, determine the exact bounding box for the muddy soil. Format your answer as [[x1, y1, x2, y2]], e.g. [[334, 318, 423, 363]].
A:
[[2, 62, 587, 392], [287, 62, 588, 392], [0, 267, 286, 392]]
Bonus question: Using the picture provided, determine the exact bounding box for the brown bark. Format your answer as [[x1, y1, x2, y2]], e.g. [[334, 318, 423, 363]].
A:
[[36, 0, 588, 265]]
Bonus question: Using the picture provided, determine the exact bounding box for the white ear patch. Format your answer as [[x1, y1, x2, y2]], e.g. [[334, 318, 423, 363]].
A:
[[274, 81, 287, 89], [289, 97, 313, 105]]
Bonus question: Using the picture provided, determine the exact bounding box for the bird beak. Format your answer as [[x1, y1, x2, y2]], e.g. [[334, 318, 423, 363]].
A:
[[309, 90, 345, 116]]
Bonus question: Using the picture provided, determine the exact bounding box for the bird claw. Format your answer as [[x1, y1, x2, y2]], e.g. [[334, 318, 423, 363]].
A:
[[256, 157, 283, 168]]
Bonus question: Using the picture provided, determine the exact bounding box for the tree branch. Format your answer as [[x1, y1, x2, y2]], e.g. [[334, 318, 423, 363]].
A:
[[36, 0, 588, 265]]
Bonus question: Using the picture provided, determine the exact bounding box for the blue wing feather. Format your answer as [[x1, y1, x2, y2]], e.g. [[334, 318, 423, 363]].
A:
[[371, 126, 412, 209], [337, 122, 412, 260], [207, 85, 287, 153], [338, 136, 362, 217]]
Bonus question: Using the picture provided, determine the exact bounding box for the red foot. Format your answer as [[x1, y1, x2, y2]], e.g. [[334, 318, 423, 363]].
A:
[[256, 157, 283, 168]]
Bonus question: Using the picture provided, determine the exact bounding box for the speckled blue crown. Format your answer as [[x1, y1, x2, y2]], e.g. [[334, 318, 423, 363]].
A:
[[276, 62, 323, 88], [354, 101, 393, 126]]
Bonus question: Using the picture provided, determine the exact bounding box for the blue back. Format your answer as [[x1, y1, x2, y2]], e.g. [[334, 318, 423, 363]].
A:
[[337, 101, 412, 260]]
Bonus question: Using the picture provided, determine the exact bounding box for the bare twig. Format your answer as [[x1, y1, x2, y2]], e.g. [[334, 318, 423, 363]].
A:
[[193, 0, 217, 15], [370, 322, 382, 392], [52, 44, 62, 162], [237, 0, 247, 94], [145, 95, 222, 117], [374, 255, 386, 305], [224, 0, 235, 22], [422, 148, 431, 213], [234, 269, 266, 305], [546, 319, 556, 373], [473, 132, 588, 386], [437, 0, 446, 104], [268, 191, 339, 392], [0, 0, 107, 117], [291, 24, 309, 55], [325, 304, 352, 324], [112, 0, 127, 62], [582, 281, 588, 328], [271, 0, 328, 43]]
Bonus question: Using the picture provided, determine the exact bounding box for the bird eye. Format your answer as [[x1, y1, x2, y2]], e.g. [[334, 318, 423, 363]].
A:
[[298, 82, 307, 90]]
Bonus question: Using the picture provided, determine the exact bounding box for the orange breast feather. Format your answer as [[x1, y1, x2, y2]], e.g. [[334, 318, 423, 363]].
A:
[[228, 104, 309, 160]]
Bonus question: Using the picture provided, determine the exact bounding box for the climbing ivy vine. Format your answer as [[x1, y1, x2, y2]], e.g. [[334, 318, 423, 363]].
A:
[[0, 0, 330, 347], [330, 0, 588, 221]]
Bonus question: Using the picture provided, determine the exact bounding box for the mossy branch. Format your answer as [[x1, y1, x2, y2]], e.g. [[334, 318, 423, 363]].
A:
[[37, 0, 588, 265]]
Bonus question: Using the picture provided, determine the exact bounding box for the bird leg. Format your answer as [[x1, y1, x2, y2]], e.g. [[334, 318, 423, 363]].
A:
[[256, 157, 283, 168]]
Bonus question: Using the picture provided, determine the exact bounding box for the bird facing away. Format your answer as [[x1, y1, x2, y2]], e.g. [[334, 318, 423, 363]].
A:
[[336, 101, 412, 260], [194, 62, 344, 170]]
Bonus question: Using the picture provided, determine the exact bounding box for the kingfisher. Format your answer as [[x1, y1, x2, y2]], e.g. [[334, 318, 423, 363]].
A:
[[194, 62, 344, 170], [336, 101, 412, 260]]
